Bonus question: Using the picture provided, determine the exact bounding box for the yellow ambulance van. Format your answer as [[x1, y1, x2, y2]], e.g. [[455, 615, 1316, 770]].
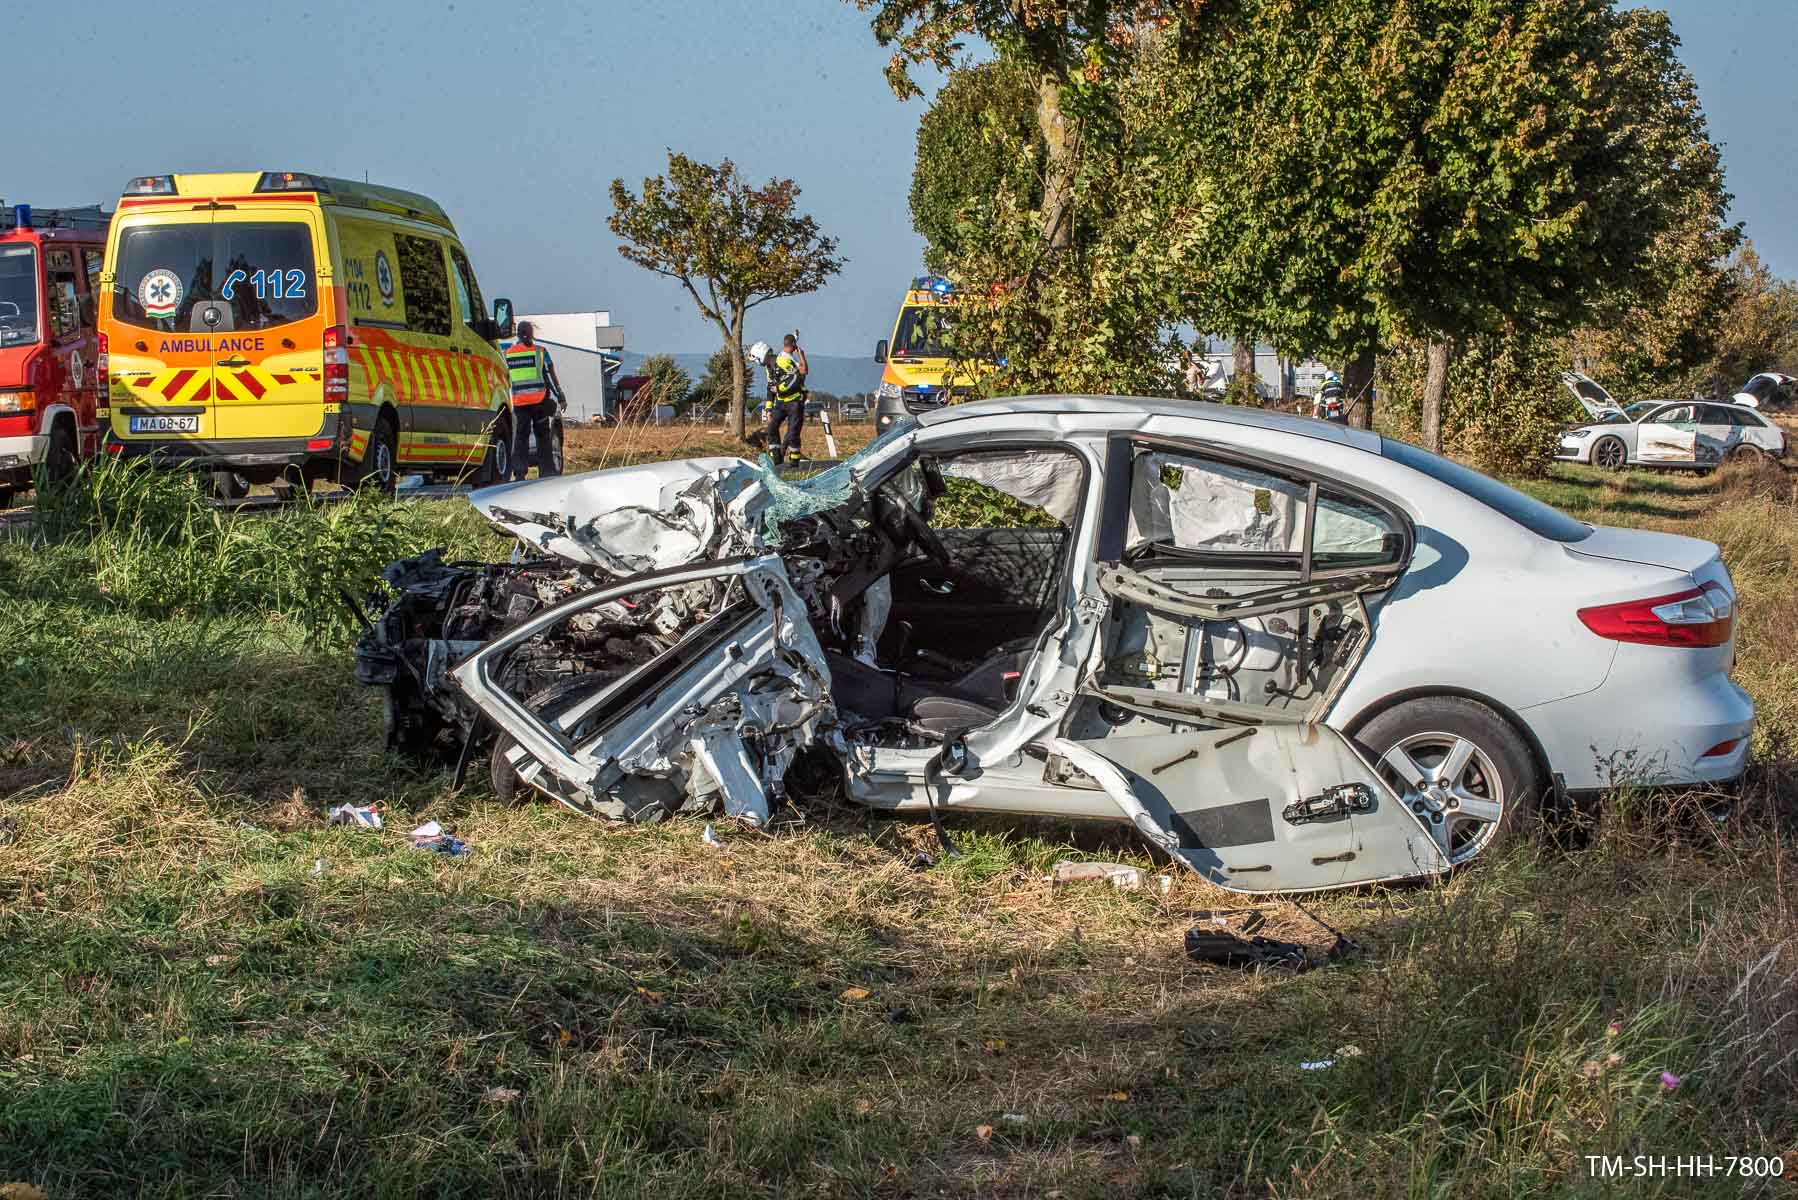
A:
[[98, 171, 530, 496]]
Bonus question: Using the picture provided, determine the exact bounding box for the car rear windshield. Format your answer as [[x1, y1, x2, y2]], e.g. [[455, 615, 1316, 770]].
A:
[[1380, 437, 1592, 543], [0, 245, 39, 347], [112, 221, 317, 333]]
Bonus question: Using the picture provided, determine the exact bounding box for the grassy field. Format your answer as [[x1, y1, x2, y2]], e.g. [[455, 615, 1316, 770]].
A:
[[563, 413, 875, 475], [0, 444, 1794, 1198]]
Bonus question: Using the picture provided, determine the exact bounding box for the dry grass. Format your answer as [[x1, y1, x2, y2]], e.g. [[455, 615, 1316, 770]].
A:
[[0, 457, 1794, 1197], [564, 410, 875, 475]]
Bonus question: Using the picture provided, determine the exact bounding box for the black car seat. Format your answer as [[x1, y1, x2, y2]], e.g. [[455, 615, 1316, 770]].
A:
[[824, 638, 1038, 734]]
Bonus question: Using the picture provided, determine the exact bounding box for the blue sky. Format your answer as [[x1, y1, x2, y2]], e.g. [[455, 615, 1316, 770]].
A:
[[7, 0, 1792, 355]]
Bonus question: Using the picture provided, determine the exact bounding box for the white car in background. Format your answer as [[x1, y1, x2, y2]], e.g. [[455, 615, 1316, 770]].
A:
[[357, 397, 1754, 893], [1558, 399, 1785, 472]]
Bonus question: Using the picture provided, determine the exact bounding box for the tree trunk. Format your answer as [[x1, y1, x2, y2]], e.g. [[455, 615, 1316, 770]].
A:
[[1278, 355, 1295, 407], [1233, 338, 1256, 402], [1345, 349, 1377, 430], [1420, 339, 1451, 453], [1036, 74, 1078, 250], [727, 311, 747, 439]]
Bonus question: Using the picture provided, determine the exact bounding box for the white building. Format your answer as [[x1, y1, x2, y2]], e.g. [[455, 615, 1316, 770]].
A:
[[517, 310, 625, 423], [1200, 342, 1332, 399]]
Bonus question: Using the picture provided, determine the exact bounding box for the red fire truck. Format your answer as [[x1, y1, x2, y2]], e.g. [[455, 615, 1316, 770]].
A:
[[0, 203, 109, 506]]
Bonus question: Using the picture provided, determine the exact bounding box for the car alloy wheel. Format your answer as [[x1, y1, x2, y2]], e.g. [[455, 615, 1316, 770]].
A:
[[1377, 732, 1506, 866], [1727, 443, 1764, 464], [1592, 436, 1627, 471]]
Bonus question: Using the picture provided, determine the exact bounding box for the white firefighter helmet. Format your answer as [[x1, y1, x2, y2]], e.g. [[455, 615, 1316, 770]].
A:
[[747, 341, 771, 362]]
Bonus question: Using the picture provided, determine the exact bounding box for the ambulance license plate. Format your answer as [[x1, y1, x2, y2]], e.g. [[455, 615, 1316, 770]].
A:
[[130, 414, 199, 434]]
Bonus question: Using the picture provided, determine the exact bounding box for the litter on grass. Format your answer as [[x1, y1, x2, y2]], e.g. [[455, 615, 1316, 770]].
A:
[[1048, 859, 1172, 893], [327, 803, 382, 830], [1185, 928, 1314, 972]]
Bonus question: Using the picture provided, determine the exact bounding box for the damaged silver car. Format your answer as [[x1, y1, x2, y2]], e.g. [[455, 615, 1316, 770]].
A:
[[356, 396, 1753, 892]]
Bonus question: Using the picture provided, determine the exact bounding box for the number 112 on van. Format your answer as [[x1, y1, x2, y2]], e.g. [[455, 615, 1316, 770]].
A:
[[221, 269, 307, 301]]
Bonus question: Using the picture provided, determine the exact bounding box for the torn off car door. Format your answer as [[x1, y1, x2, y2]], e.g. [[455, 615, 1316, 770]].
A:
[[452, 554, 833, 826], [1068, 561, 1445, 890], [1053, 726, 1448, 892]]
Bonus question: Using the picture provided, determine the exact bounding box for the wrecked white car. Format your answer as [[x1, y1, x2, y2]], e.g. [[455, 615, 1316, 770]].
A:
[[355, 397, 1753, 893]]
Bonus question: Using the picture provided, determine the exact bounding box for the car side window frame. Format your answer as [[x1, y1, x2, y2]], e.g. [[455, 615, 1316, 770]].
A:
[[447, 242, 486, 334], [1110, 433, 1415, 584], [43, 247, 82, 343], [392, 232, 453, 338]]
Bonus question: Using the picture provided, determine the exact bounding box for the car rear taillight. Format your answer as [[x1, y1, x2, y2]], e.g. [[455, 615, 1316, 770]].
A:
[[323, 326, 349, 401], [96, 331, 109, 391], [1578, 580, 1734, 648]]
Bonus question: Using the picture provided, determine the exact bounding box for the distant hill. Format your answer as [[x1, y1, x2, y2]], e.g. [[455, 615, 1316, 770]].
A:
[[618, 351, 882, 399]]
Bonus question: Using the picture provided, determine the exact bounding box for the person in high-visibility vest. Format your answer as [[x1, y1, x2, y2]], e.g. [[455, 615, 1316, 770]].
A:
[[503, 321, 565, 481], [749, 339, 806, 464]]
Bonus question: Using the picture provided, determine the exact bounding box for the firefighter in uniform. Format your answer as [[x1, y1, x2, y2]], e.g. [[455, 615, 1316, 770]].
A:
[[749, 339, 806, 464], [504, 321, 564, 481]]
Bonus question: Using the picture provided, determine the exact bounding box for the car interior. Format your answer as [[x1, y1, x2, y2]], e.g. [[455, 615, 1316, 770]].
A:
[[1066, 443, 1410, 740], [807, 445, 1086, 740]]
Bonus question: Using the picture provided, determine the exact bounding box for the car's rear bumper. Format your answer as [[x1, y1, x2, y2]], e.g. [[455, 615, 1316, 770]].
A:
[[103, 433, 335, 471], [1522, 669, 1753, 791]]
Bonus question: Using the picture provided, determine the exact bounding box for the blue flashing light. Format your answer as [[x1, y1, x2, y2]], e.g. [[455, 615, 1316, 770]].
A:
[[15, 205, 31, 229]]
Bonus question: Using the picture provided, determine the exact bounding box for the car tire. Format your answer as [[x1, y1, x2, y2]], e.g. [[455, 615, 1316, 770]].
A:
[[1591, 435, 1628, 471], [1355, 695, 1542, 868], [490, 731, 524, 805], [44, 419, 79, 486], [357, 415, 399, 496], [480, 413, 512, 486], [1727, 443, 1764, 465]]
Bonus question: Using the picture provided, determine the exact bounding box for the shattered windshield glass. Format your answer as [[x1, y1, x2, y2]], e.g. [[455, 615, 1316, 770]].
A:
[[755, 416, 917, 537]]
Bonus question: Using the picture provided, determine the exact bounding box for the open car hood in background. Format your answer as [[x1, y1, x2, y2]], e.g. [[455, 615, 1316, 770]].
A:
[[1559, 371, 1625, 422]]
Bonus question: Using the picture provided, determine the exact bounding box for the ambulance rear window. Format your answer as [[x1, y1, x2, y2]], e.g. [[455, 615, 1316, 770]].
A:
[[112, 221, 317, 333]]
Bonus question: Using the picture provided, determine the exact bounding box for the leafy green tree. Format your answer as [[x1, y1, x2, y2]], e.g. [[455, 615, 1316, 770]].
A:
[[697, 345, 737, 408], [1181, 1, 1728, 440], [852, 1, 1182, 251], [610, 154, 843, 437], [638, 354, 694, 411], [1707, 243, 1798, 391], [910, 59, 1045, 271]]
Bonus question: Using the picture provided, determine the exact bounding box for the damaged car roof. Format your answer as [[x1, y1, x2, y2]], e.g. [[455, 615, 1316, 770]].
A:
[[916, 393, 1384, 450]]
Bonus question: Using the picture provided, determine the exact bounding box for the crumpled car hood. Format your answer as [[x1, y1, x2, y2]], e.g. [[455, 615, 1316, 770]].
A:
[[469, 454, 867, 575], [471, 458, 758, 572]]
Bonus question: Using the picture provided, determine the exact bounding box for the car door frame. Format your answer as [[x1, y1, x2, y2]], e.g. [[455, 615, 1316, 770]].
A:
[[1052, 431, 1445, 891], [1636, 403, 1700, 465]]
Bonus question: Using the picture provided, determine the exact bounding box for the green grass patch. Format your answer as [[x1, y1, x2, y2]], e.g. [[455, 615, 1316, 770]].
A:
[[0, 459, 1793, 1197]]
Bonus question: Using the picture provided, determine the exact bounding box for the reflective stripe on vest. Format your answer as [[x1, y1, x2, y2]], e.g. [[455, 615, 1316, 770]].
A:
[[774, 352, 803, 400], [506, 342, 548, 405]]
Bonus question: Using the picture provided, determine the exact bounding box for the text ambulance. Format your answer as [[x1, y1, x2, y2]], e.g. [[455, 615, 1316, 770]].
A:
[[98, 172, 521, 496]]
